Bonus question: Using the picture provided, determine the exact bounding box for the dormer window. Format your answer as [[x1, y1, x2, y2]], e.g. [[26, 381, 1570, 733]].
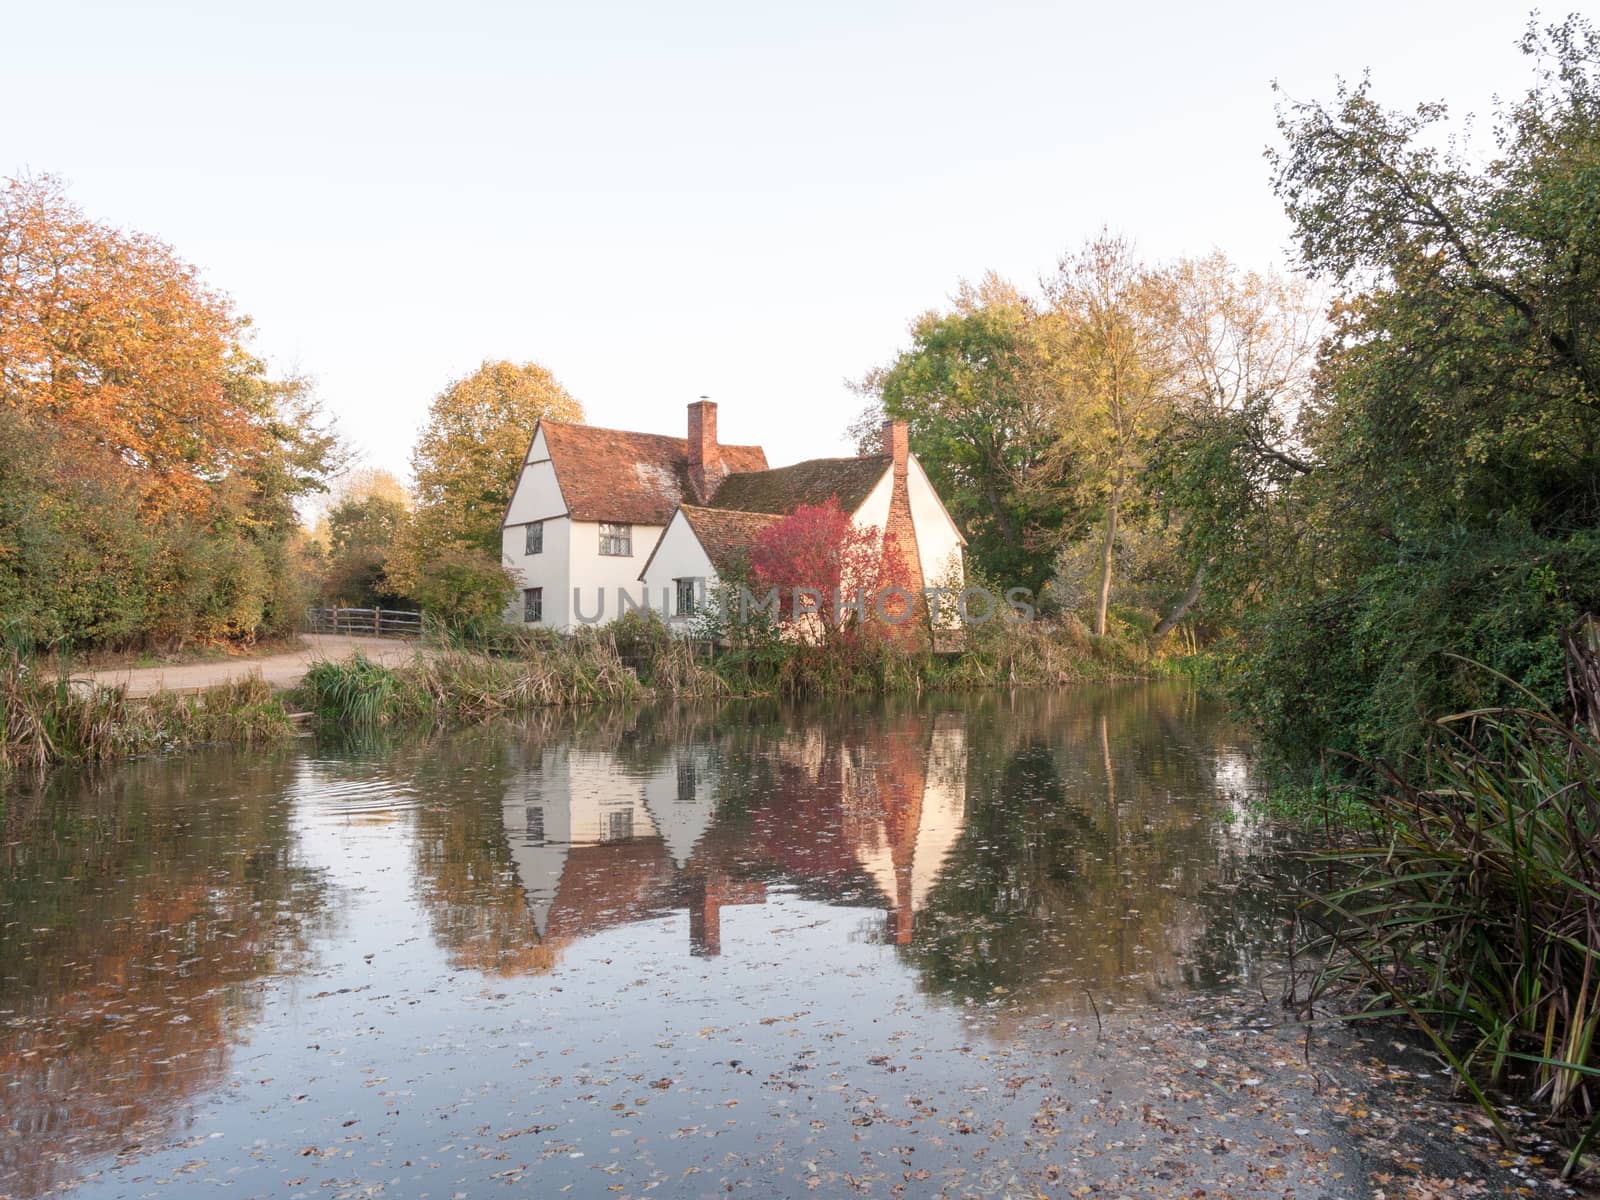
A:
[[599, 523, 632, 556]]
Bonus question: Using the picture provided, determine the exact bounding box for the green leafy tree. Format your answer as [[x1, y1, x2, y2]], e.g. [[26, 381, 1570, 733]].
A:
[[322, 470, 409, 607], [857, 275, 1072, 592], [1235, 13, 1600, 762]]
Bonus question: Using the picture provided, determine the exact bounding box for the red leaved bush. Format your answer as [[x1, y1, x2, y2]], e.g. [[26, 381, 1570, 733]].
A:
[[749, 498, 919, 646]]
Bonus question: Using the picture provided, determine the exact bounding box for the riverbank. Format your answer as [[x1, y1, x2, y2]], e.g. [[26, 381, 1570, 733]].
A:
[[76, 633, 420, 697], [2, 613, 1161, 772]]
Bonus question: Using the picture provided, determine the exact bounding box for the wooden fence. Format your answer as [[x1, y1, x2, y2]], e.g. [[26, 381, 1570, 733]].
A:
[[304, 607, 425, 638]]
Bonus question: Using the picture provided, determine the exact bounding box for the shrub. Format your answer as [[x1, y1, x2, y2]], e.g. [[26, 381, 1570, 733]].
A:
[[410, 547, 518, 637]]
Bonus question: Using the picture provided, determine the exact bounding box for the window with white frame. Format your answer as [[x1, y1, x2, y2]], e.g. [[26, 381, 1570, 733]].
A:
[[599, 523, 632, 556], [525, 520, 544, 555], [523, 587, 543, 623], [674, 577, 701, 616]]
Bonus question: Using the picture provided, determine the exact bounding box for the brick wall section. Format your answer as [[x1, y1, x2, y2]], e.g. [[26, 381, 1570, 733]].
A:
[[881, 421, 929, 648], [688, 400, 720, 503]]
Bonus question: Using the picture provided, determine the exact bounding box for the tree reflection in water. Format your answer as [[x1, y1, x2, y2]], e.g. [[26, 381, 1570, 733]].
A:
[[407, 685, 1304, 1016], [0, 751, 331, 1198]]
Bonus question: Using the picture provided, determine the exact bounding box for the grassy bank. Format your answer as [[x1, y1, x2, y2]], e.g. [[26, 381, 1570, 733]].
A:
[[2, 611, 1165, 769], [1, 650, 295, 772]]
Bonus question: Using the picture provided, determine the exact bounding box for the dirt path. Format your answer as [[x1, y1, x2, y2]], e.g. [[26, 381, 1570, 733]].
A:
[[80, 634, 421, 698]]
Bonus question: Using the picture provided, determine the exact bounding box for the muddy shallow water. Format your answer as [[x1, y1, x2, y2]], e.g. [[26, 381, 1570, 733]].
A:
[[0, 685, 1569, 1198]]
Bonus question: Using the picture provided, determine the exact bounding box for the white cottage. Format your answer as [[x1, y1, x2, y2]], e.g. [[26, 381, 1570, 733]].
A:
[[499, 401, 766, 629], [499, 401, 965, 631]]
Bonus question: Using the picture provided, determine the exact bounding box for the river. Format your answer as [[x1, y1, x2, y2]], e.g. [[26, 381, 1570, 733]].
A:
[[0, 685, 1551, 1198]]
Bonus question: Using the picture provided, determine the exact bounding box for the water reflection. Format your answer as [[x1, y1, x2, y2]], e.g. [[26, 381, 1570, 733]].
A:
[[0, 683, 1311, 1198], [407, 686, 1289, 1005], [0, 752, 331, 1197]]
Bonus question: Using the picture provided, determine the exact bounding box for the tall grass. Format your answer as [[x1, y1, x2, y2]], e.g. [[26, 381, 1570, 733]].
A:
[[1300, 620, 1600, 1178], [934, 611, 1149, 688], [1, 650, 293, 771], [295, 633, 675, 727]]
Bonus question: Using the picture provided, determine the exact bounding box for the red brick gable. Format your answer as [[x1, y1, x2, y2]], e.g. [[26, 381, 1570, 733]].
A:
[[538, 421, 769, 526]]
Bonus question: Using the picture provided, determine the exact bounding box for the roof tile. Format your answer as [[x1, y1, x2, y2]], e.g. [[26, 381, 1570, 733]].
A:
[[538, 421, 769, 525], [707, 455, 890, 515]]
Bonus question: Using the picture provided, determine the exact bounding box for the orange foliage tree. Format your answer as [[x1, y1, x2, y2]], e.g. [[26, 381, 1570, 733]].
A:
[[0, 174, 293, 516], [0, 175, 340, 647]]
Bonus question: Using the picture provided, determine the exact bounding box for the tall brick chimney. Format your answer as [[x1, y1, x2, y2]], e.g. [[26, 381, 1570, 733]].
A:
[[882, 419, 909, 480], [688, 399, 720, 503]]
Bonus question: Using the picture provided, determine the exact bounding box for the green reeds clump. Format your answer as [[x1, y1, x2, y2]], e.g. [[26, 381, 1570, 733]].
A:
[[300, 653, 416, 725], [1302, 621, 1600, 1178], [1, 650, 294, 771], [935, 612, 1147, 689], [297, 637, 657, 727]]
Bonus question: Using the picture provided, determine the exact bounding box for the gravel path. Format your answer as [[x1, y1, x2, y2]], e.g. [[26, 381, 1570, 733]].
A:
[[79, 634, 420, 697]]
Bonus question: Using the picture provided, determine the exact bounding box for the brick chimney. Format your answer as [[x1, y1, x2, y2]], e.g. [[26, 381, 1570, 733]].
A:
[[688, 399, 720, 503], [882, 420, 909, 479]]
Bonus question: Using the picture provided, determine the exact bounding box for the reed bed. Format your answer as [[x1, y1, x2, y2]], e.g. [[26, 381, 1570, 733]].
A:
[[1300, 623, 1600, 1178], [1, 650, 293, 771], [296, 632, 672, 727]]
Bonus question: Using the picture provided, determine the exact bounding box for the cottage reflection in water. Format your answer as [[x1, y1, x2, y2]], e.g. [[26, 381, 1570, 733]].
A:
[[499, 712, 968, 960]]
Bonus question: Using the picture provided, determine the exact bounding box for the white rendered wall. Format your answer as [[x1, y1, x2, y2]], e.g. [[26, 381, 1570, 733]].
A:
[[638, 511, 719, 625], [851, 468, 893, 538], [503, 513, 573, 628], [502, 427, 574, 627], [907, 455, 966, 613], [569, 520, 668, 626], [504, 428, 566, 525]]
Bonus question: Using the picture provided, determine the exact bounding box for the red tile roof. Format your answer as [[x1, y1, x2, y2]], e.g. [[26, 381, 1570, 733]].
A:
[[538, 421, 769, 525], [678, 505, 783, 575]]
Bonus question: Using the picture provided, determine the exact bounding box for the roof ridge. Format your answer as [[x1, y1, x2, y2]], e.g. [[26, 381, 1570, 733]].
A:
[[727, 452, 889, 473], [541, 418, 763, 452], [679, 502, 778, 516]]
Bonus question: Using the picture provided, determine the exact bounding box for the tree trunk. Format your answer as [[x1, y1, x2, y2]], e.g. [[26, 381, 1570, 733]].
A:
[[1093, 483, 1121, 637], [983, 478, 1021, 555], [1151, 562, 1208, 647]]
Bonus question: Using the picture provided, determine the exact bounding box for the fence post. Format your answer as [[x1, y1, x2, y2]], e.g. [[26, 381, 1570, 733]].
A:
[[374, 607, 381, 636]]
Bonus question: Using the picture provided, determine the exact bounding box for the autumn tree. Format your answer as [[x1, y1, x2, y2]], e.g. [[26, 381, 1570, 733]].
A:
[[0, 175, 339, 648], [391, 359, 583, 596], [1042, 235, 1177, 636], [0, 175, 296, 516], [1145, 255, 1320, 643]]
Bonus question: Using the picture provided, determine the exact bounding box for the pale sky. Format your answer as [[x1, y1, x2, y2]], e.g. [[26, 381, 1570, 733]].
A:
[[3, 0, 1539, 481]]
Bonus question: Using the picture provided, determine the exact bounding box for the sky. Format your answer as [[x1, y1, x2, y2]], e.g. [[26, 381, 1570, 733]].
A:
[[2, 0, 1543, 483]]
